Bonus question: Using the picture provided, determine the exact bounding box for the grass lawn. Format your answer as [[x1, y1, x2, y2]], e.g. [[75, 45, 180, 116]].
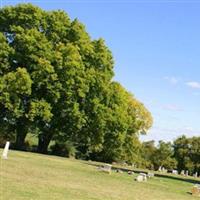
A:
[[0, 149, 199, 200]]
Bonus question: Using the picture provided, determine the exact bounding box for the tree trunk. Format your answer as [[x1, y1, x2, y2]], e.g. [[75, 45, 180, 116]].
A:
[[15, 119, 28, 150], [37, 133, 53, 154]]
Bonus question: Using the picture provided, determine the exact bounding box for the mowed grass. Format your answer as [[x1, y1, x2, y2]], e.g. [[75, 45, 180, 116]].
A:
[[0, 149, 199, 200]]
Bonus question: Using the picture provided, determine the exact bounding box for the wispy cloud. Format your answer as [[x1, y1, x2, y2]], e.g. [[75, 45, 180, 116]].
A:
[[162, 104, 183, 112], [186, 81, 200, 89], [164, 76, 179, 85]]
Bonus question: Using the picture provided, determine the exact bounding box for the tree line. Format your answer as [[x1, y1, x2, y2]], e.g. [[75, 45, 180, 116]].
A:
[[0, 4, 153, 163], [140, 136, 200, 175]]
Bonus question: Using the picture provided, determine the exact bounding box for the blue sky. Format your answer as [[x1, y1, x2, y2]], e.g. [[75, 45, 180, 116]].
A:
[[3, 0, 200, 142]]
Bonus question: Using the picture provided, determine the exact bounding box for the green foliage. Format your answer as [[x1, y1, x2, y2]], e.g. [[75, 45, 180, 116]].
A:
[[141, 140, 156, 169], [121, 135, 142, 165], [152, 141, 177, 170], [91, 82, 153, 163], [0, 3, 153, 163], [0, 67, 32, 117], [174, 135, 200, 174], [140, 140, 177, 170], [51, 141, 77, 158], [28, 100, 53, 122]]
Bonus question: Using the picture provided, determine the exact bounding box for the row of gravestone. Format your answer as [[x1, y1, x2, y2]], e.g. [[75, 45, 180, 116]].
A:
[[158, 166, 200, 178], [181, 170, 199, 178], [173, 170, 199, 178], [98, 164, 155, 183], [110, 164, 199, 179]]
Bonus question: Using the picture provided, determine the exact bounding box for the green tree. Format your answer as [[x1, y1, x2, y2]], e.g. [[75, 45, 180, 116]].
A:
[[152, 141, 177, 170], [141, 140, 156, 169], [173, 135, 191, 172], [173, 135, 200, 174], [96, 82, 153, 162], [0, 4, 88, 151], [0, 3, 153, 159], [0, 4, 115, 153]]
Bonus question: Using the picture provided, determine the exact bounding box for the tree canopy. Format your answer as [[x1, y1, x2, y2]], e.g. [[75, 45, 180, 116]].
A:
[[0, 3, 153, 163]]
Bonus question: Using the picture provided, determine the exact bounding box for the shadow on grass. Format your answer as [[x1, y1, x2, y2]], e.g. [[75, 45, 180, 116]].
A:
[[84, 162, 200, 185]]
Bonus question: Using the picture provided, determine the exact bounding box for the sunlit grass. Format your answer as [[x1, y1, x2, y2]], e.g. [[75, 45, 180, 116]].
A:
[[0, 149, 198, 200]]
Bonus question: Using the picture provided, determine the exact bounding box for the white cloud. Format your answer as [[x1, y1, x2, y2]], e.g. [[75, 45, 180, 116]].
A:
[[164, 76, 179, 85], [186, 81, 200, 89]]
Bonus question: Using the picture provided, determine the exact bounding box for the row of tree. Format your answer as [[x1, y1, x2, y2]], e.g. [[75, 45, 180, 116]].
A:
[[0, 4, 153, 162], [139, 136, 200, 175]]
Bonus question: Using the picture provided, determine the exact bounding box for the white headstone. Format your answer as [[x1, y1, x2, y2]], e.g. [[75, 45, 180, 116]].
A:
[[104, 164, 112, 171], [181, 170, 185, 176], [172, 170, 178, 175], [147, 172, 154, 178], [139, 173, 147, 181], [99, 164, 112, 174], [193, 172, 198, 178], [2, 141, 10, 159], [186, 170, 189, 176], [136, 175, 144, 182]]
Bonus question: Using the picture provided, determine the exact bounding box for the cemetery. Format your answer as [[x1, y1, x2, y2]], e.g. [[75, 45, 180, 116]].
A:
[[1, 148, 200, 200], [0, 2, 200, 200]]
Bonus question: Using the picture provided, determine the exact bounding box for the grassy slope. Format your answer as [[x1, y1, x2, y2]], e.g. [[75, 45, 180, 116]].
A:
[[0, 149, 198, 200]]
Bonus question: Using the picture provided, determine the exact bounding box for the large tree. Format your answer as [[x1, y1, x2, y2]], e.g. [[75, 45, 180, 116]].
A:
[[0, 4, 153, 159], [0, 4, 100, 151]]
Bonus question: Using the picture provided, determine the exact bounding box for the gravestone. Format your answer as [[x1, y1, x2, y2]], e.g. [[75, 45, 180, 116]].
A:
[[181, 170, 185, 176], [147, 172, 154, 178], [140, 173, 147, 181], [2, 141, 10, 159], [172, 170, 178, 175], [185, 170, 189, 177], [162, 167, 167, 173], [193, 172, 198, 178], [192, 184, 200, 196], [135, 175, 144, 182], [128, 171, 134, 175], [98, 164, 112, 174]]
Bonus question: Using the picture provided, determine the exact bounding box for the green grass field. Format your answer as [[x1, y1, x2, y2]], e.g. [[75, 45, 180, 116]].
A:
[[0, 149, 199, 200]]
